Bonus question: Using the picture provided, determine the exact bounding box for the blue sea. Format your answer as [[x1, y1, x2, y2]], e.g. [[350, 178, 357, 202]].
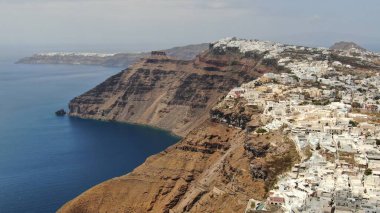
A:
[[0, 59, 180, 212]]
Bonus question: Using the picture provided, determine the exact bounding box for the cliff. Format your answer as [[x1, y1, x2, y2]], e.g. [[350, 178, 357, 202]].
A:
[[16, 43, 209, 67], [59, 120, 299, 213], [59, 38, 372, 212], [68, 45, 279, 137]]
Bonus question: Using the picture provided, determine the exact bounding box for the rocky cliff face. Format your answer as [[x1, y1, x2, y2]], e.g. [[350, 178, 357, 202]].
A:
[[68, 45, 278, 137], [58, 120, 299, 213], [59, 39, 302, 213]]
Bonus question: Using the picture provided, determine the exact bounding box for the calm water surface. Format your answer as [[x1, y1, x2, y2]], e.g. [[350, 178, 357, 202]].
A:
[[0, 59, 180, 212]]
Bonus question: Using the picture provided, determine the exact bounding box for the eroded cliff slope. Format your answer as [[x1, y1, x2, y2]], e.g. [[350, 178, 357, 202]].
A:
[[69, 44, 279, 136], [59, 118, 299, 213]]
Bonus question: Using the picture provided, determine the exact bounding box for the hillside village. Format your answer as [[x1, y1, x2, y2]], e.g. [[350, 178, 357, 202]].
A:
[[211, 38, 380, 213]]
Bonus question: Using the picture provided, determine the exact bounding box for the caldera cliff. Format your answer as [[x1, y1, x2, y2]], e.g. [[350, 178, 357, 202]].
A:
[[68, 44, 277, 137], [59, 38, 304, 213]]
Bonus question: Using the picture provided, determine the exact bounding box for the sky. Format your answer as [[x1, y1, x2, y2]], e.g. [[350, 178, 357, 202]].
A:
[[0, 0, 379, 54]]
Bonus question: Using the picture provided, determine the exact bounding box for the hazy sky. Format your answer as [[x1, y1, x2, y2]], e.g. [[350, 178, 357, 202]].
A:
[[0, 0, 379, 52]]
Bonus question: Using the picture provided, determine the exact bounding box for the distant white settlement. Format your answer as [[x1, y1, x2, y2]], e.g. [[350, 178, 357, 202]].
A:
[[35, 52, 117, 57]]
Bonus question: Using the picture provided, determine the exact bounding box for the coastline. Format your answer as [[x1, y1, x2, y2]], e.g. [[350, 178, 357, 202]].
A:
[[0, 61, 182, 213], [68, 114, 183, 139]]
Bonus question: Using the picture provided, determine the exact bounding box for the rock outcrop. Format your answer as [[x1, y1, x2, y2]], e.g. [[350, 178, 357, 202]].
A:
[[55, 109, 66, 116], [330, 41, 367, 52]]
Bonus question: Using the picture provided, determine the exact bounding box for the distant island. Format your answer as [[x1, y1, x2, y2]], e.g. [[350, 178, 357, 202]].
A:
[[58, 38, 380, 212], [16, 43, 209, 67]]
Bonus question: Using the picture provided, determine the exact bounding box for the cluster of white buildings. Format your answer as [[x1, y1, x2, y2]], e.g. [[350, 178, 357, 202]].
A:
[[237, 73, 380, 212], [265, 152, 380, 213], [213, 38, 380, 213], [235, 73, 380, 212], [336, 47, 380, 63], [212, 37, 287, 58]]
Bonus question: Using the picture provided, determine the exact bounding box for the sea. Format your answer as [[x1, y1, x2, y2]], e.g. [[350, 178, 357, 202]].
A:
[[0, 58, 180, 212]]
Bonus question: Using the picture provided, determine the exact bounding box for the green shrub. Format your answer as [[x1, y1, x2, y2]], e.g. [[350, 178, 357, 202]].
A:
[[352, 102, 361, 108], [365, 168, 372, 176], [349, 120, 359, 127], [256, 128, 268, 134]]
